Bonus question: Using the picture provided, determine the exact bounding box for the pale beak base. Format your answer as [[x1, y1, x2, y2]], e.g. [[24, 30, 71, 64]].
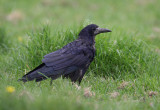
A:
[[94, 27, 111, 35]]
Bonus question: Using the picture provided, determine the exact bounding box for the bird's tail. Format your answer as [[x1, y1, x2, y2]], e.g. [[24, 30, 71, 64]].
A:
[[17, 77, 28, 82], [18, 63, 49, 82], [18, 63, 77, 83]]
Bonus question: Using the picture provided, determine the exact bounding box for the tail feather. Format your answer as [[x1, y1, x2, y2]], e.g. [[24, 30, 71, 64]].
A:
[[18, 63, 78, 83], [18, 63, 49, 82], [17, 77, 28, 82]]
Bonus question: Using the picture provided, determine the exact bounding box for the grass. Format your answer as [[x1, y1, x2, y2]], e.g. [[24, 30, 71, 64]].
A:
[[0, 0, 160, 110]]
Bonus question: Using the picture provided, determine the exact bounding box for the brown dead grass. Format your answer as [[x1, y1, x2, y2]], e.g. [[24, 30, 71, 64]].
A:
[[117, 81, 129, 89], [155, 48, 160, 55], [41, 0, 54, 6], [135, 0, 156, 6], [110, 91, 120, 98], [148, 91, 158, 97], [153, 27, 160, 33], [18, 90, 34, 101], [6, 10, 24, 24], [83, 87, 95, 98]]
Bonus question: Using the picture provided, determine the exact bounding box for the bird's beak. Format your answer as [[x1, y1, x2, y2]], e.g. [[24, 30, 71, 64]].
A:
[[94, 27, 112, 35]]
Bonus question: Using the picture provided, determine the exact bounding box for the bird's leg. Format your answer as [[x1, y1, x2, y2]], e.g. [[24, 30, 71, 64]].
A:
[[78, 70, 84, 85], [37, 82, 41, 87], [78, 74, 85, 85], [70, 71, 79, 83], [78, 75, 84, 86], [50, 79, 53, 86], [78, 65, 89, 85]]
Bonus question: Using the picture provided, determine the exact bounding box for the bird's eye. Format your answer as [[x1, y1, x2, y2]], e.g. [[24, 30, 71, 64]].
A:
[[92, 28, 96, 31]]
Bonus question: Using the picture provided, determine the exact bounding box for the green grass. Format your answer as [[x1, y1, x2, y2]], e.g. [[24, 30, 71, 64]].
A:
[[0, 0, 160, 110]]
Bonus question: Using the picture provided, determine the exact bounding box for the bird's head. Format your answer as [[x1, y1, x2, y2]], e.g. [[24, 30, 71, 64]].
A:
[[78, 24, 111, 39]]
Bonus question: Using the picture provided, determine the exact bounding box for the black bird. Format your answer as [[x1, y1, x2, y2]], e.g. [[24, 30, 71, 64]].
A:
[[18, 24, 111, 84]]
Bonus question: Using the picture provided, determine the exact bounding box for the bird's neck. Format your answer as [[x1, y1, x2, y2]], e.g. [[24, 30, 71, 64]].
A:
[[78, 35, 95, 45], [78, 29, 95, 44]]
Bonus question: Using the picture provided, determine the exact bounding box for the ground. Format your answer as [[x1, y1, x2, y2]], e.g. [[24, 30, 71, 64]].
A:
[[0, 0, 160, 110]]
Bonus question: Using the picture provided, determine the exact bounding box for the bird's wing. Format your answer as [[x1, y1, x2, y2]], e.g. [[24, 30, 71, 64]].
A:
[[42, 41, 90, 71]]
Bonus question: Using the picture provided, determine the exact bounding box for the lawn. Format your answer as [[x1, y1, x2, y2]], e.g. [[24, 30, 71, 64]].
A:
[[0, 0, 160, 110]]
